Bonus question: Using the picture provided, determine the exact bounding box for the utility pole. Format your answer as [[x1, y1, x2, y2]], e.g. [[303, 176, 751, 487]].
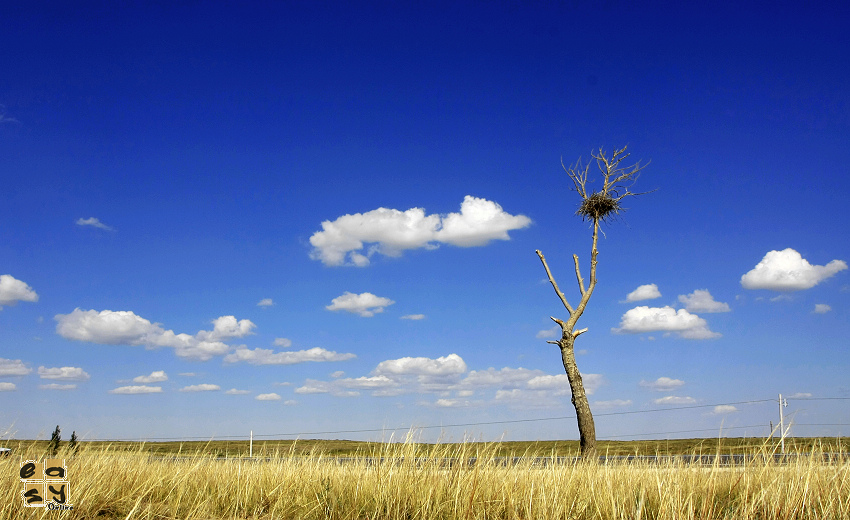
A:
[[250, 430, 253, 457], [778, 394, 788, 454]]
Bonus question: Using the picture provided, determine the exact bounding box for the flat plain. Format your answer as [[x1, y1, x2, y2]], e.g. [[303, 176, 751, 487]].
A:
[[2, 437, 847, 519]]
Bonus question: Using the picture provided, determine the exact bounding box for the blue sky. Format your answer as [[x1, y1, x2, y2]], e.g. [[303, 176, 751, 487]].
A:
[[2, 1, 849, 442]]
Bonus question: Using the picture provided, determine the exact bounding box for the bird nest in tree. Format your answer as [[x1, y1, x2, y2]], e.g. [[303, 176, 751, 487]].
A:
[[577, 192, 621, 222]]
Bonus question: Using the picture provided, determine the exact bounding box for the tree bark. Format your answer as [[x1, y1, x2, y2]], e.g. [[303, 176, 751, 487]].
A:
[[559, 334, 597, 458]]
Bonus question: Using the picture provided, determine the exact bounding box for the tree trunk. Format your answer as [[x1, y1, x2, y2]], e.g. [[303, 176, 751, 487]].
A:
[[560, 334, 597, 459]]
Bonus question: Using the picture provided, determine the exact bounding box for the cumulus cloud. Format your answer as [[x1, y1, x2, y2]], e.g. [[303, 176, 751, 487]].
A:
[[109, 385, 162, 394], [197, 315, 256, 342], [225, 388, 251, 395], [257, 298, 274, 307], [309, 196, 532, 266], [293, 351, 600, 403], [54, 309, 255, 361], [461, 367, 543, 389], [653, 396, 696, 405], [40, 383, 76, 390], [76, 217, 114, 230], [434, 398, 473, 408], [134, 370, 168, 383], [255, 393, 281, 401], [38, 366, 90, 381], [400, 314, 426, 320], [295, 380, 359, 397], [678, 290, 730, 313], [374, 354, 467, 377], [0, 358, 32, 376], [223, 346, 356, 365], [741, 248, 847, 291], [527, 373, 604, 396], [325, 292, 395, 317], [639, 377, 685, 392], [612, 306, 720, 339], [180, 384, 220, 392], [712, 405, 738, 414], [0, 382, 16, 391], [535, 326, 560, 339], [813, 304, 832, 314], [624, 284, 661, 302], [0, 274, 39, 308], [335, 375, 398, 390], [273, 338, 293, 348]]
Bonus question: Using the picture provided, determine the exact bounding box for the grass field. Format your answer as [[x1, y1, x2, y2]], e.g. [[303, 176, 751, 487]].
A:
[[2, 437, 848, 519]]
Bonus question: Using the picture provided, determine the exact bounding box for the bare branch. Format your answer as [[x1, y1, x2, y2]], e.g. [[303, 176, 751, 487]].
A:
[[573, 327, 588, 338], [572, 254, 586, 296], [549, 316, 567, 329], [536, 250, 574, 315], [562, 156, 589, 199], [546, 340, 561, 345]]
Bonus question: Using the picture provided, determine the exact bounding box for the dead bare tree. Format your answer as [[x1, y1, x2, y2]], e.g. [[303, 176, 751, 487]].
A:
[[536, 145, 650, 459]]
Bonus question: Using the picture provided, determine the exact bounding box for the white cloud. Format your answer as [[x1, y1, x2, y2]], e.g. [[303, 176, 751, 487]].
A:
[[134, 370, 168, 383], [400, 314, 426, 320], [326, 292, 395, 317], [37, 366, 90, 381], [461, 367, 543, 389], [309, 196, 532, 266], [0, 382, 16, 391], [109, 385, 163, 394], [741, 248, 847, 291], [39, 383, 76, 390], [273, 338, 293, 348], [335, 375, 398, 389], [76, 217, 113, 230], [294, 380, 331, 394], [283, 400, 297, 405], [224, 346, 356, 365], [180, 384, 220, 392], [712, 405, 738, 414], [639, 377, 685, 392], [535, 326, 560, 339], [54, 309, 255, 361], [0, 358, 32, 376], [257, 298, 274, 307], [678, 290, 730, 313], [625, 284, 661, 302], [593, 399, 633, 409], [434, 398, 472, 408], [527, 373, 604, 396], [294, 380, 359, 397], [0, 274, 39, 308], [330, 371, 345, 378], [197, 315, 256, 342], [225, 388, 251, 395], [789, 392, 812, 399], [813, 304, 832, 314], [255, 393, 281, 401], [374, 353, 467, 377], [613, 306, 720, 339], [653, 396, 696, 405]]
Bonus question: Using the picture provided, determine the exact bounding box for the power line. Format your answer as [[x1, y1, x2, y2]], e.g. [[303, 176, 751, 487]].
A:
[[73, 396, 847, 443]]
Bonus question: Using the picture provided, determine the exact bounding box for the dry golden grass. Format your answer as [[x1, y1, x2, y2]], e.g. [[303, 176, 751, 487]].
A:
[[2, 439, 848, 519]]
